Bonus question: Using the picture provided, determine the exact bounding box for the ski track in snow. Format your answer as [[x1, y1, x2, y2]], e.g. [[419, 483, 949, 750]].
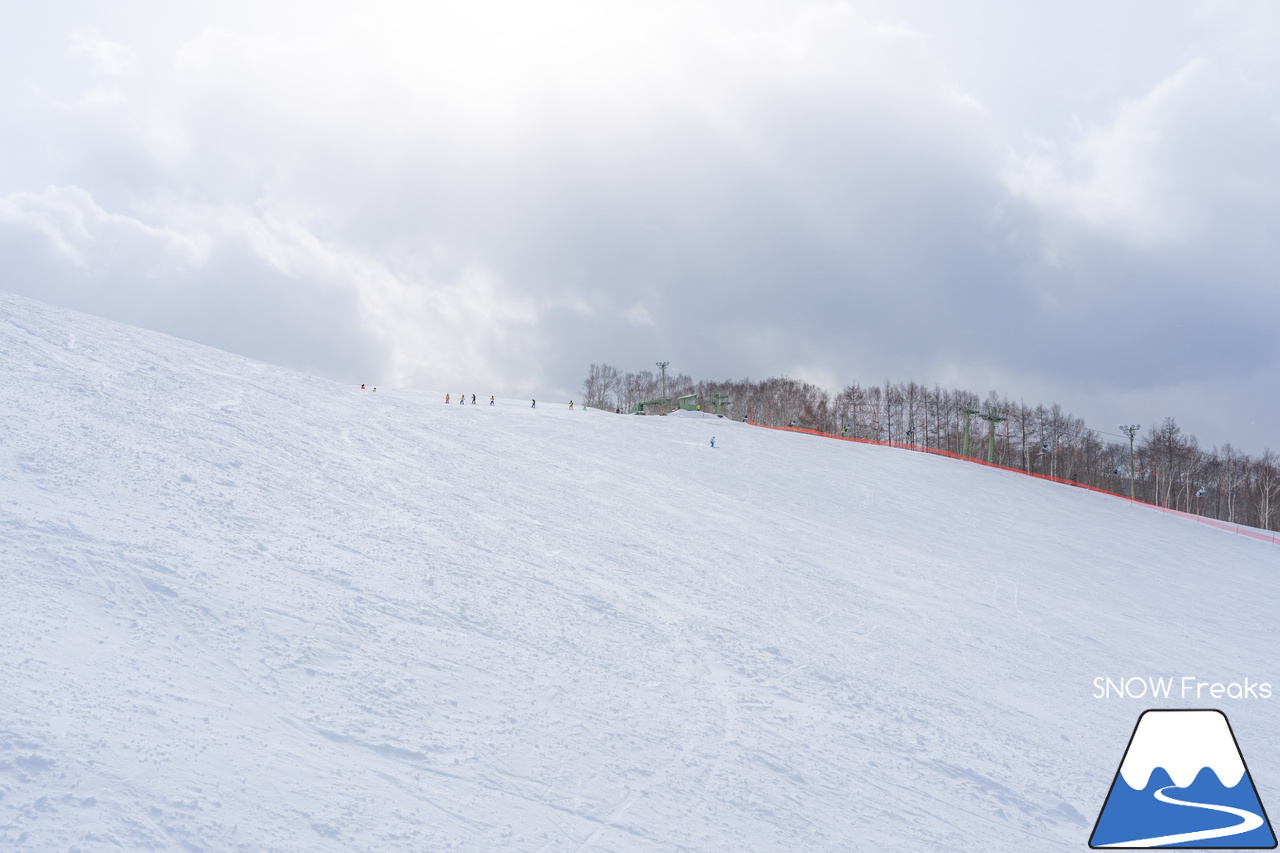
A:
[[1, 293, 1279, 851]]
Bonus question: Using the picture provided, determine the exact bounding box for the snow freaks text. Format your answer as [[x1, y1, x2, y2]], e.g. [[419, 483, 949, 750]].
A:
[[1093, 677, 1273, 700]]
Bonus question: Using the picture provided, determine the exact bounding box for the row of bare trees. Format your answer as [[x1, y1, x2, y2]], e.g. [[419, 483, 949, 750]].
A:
[[581, 363, 697, 414], [581, 365, 1280, 531]]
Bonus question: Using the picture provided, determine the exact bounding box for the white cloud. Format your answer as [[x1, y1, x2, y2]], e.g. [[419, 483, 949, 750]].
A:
[[1003, 60, 1208, 249], [624, 305, 655, 327], [0, 184, 201, 271], [67, 31, 137, 76], [0, 184, 543, 391]]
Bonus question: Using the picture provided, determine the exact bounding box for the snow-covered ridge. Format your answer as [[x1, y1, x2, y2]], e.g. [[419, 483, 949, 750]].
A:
[[1118, 710, 1247, 789], [2, 293, 1279, 852]]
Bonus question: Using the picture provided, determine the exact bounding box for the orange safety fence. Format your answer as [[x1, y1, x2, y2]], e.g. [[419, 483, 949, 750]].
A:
[[746, 421, 1280, 548]]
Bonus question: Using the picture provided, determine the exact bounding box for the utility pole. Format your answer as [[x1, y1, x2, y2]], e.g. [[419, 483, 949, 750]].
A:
[[1120, 424, 1140, 500], [961, 401, 980, 457], [982, 405, 1005, 464], [655, 361, 669, 401]]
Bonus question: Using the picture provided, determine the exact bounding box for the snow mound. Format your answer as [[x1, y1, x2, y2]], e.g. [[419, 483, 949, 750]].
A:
[[665, 408, 723, 419]]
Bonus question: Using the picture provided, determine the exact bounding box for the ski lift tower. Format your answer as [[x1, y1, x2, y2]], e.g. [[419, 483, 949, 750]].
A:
[[981, 405, 1005, 464], [656, 362, 669, 400], [961, 401, 980, 457]]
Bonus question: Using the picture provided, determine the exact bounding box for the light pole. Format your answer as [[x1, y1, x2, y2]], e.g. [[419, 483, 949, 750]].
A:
[[1120, 424, 1140, 500], [656, 361, 669, 401]]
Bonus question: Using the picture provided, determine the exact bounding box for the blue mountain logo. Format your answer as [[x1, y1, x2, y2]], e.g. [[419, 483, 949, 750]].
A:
[[1091, 709, 1276, 848]]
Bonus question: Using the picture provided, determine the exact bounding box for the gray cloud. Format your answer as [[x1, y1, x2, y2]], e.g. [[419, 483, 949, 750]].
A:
[[1, 0, 1277, 450]]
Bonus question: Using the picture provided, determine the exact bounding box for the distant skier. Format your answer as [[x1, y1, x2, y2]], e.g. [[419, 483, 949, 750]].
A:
[[489, 396, 495, 406], [459, 394, 465, 405], [471, 394, 476, 404], [445, 394, 450, 404], [742, 415, 748, 422], [569, 401, 574, 410], [361, 384, 366, 390], [532, 399, 536, 408], [710, 436, 716, 448], [788, 419, 796, 427]]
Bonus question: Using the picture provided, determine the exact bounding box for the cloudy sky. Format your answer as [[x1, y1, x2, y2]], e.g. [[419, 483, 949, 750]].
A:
[[3, 0, 1278, 451]]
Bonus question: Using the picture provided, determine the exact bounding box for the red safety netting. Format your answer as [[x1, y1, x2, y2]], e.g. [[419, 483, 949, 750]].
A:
[[746, 421, 1280, 548]]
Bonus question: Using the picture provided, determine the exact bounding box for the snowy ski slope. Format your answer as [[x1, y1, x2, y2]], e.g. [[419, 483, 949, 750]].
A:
[[2, 292, 1278, 851]]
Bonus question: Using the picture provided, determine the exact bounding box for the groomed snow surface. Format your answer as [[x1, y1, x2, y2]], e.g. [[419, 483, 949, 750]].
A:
[[2, 292, 1278, 852]]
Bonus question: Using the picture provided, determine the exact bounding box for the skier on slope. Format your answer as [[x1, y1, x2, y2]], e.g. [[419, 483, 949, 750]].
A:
[[531, 399, 536, 408], [569, 400, 574, 410], [472, 394, 476, 404], [490, 396, 495, 406]]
